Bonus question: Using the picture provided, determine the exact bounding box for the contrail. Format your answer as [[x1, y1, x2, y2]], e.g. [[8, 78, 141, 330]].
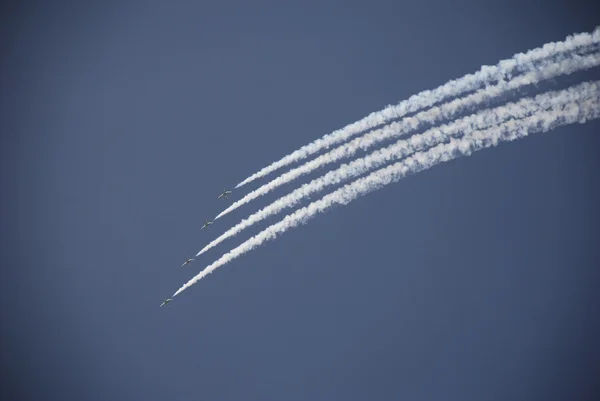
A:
[[197, 81, 600, 256], [217, 52, 600, 219], [173, 89, 600, 297], [234, 28, 600, 189]]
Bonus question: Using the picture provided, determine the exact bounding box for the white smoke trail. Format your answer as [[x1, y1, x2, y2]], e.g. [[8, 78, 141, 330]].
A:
[[174, 89, 600, 297], [198, 81, 599, 256], [217, 52, 600, 219], [234, 28, 600, 189]]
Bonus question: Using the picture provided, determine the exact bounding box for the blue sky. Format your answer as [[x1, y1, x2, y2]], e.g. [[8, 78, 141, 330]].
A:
[[2, 1, 599, 400]]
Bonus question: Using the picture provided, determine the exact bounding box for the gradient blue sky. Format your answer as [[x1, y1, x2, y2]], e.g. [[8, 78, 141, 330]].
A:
[[2, 1, 600, 400]]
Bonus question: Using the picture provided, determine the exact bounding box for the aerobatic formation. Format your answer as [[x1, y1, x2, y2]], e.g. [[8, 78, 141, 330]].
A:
[[162, 28, 600, 306]]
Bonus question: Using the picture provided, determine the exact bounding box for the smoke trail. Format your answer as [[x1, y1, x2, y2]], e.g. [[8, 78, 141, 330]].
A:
[[234, 28, 600, 189], [174, 90, 600, 297], [217, 52, 600, 219], [197, 81, 599, 256]]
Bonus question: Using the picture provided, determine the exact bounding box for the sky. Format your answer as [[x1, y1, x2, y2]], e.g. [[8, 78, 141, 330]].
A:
[[1, 1, 600, 400]]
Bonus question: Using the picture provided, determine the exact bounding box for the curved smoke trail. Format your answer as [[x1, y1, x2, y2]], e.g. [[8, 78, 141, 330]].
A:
[[197, 81, 599, 256], [217, 52, 600, 219], [173, 86, 600, 297], [234, 28, 600, 189]]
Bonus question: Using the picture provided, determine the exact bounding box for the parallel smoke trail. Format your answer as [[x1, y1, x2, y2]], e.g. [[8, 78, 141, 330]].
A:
[[217, 52, 600, 219], [234, 28, 600, 189], [198, 81, 599, 256], [174, 90, 600, 297]]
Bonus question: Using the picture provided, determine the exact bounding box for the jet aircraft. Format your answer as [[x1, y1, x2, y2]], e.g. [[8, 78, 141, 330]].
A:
[[181, 258, 194, 267], [218, 189, 233, 199], [201, 219, 214, 230], [160, 298, 173, 307]]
